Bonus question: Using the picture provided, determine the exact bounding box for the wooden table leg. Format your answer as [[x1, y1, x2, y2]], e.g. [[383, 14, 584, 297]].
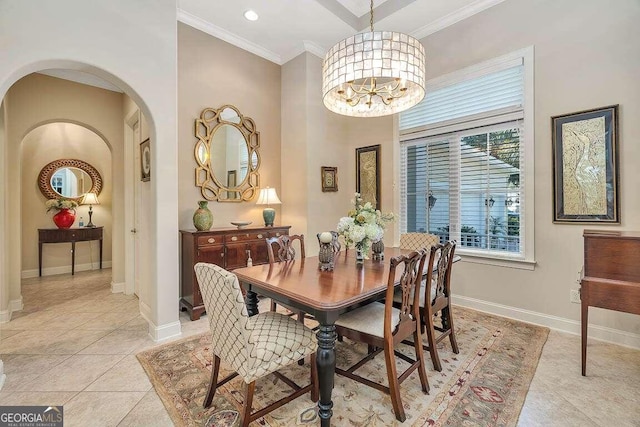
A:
[[317, 323, 337, 427], [581, 298, 588, 376], [71, 241, 76, 275], [39, 242, 43, 277], [245, 289, 259, 317], [99, 238, 103, 269]]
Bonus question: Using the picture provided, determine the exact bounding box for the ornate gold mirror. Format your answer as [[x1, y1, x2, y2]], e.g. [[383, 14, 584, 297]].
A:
[[195, 105, 260, 202], [38, 159, 103, 202]]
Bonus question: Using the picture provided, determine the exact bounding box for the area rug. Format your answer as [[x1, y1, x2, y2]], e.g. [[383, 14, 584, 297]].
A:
[[137, 307, 548, 426]]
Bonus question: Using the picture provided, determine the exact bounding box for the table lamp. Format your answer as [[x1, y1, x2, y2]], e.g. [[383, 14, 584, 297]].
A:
[[256, 187, 281, 227], [81, 192, 99, 227]]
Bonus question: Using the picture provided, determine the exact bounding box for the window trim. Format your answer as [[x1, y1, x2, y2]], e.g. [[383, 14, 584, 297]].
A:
[[398, 46, 535, 265]]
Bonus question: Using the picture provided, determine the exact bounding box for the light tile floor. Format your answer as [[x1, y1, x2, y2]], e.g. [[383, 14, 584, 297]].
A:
[[1, 269, 639, 426]]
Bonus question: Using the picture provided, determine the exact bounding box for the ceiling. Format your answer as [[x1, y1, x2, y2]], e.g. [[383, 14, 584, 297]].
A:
[[178, 0, 507, 64], [38, 0, 507, 91]]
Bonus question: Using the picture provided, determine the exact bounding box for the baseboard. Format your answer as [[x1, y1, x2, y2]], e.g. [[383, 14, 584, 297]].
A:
[[147, 319, 182, 342], [0, 360, 5, 391], [111, 281, 125, 293], [21, 261, 113, 278], [453, 294, 640, 349], [0, 298, 23, 323], [139, 300, 152, 321]]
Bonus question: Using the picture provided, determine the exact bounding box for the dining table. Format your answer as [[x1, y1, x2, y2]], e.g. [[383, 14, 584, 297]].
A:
[[233, 247, 460, 426]]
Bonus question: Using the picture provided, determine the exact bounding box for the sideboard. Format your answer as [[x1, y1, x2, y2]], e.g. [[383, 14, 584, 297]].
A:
[[38, 227, 104, 276], [179, 225, 290, 320]]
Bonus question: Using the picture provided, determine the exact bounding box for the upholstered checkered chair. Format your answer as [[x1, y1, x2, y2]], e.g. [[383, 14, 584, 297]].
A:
[[399, 232, 440, 251], [334, 250, 430, 422], [394, 241, 459, 372], [194, 263, 318, 427]]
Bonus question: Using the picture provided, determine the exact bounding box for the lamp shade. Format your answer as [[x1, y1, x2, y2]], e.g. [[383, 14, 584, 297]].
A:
[[256, 187, 281, 205], [81, 192, 99, 205]]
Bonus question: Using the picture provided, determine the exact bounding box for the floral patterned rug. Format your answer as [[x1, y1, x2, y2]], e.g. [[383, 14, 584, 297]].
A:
[[137, 307, 548, 426]]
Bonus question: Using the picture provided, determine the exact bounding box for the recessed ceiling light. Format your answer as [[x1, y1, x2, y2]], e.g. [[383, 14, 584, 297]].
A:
[[244, 10, 259, 21]]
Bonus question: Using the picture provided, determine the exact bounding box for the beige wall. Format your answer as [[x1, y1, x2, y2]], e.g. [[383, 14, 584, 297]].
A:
[[410, 0, 640, 338], [5, 73, 122, 282], [178, 23, 282, 231], [281, 53, 351, 255], [21, 122, 113, 275]]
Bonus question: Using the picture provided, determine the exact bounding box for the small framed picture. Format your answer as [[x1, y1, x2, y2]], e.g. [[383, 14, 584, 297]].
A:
[[321, 166, 338, 192], [551, 105, 619, 223], [140, 138, 151, 182]]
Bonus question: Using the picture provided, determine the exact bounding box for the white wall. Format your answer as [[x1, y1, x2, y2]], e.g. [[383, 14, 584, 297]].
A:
[[416, 0, 640, 343], [0, 0, 180, 340]]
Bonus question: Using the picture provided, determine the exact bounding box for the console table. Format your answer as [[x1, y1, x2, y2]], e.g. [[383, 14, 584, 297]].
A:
[[38, 227, 103, 276]]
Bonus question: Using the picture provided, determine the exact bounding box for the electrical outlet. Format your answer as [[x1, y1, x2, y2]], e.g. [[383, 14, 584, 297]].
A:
[[570, 289, 581, 304]]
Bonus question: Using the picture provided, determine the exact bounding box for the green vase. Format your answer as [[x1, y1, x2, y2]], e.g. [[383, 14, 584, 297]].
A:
[[193, 200, 213, 231]]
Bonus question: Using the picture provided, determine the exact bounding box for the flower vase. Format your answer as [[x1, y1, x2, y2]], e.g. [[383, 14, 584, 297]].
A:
[[372, 240, 385, 261], [355, 247, 365, 265], [193, 201, 213, 231], [53, 208, 76, 229]]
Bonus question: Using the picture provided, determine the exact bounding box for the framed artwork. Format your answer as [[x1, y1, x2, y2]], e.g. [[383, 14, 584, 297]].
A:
[[356, 144, 381, 210], [140, 138, 151, 182], [321, 166, 338, 192], [551, 105, 619, 223]]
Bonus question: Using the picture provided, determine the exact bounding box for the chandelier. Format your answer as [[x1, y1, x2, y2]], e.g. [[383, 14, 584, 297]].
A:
[[322, 0, 426, 117]]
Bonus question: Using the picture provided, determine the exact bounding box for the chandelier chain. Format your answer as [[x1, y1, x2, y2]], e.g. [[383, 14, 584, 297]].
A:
[[370, 0, 374, 32]]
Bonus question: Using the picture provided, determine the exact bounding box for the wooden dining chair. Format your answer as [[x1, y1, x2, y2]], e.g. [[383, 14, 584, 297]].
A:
[[194, 262, 318, 427], [266, 234, 305, 314], [334, 250, 430, 422], [395, 241, 458, 372], [422, 241, 458, 372]]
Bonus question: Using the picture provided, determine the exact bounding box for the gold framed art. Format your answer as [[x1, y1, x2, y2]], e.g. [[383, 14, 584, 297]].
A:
[[321, 166, 338, 192], [356, 145, 381, 210]]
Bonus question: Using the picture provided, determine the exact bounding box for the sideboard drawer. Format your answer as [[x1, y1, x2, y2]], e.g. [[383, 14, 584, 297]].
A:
[[227, 231, 267, 242], [197, 235, 224, 246]]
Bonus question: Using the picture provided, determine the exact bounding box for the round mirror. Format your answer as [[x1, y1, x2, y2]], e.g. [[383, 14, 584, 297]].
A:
[[38, 159, 103, 202], [50, 167, 93, 198], [194, 105, 261, 202]]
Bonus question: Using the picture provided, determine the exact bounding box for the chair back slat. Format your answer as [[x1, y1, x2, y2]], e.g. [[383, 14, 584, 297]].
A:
[[429, 241, 456, 304], [266, 234, 305, 264], [385, 250, 428, 338], [194, 263, 250, 374]]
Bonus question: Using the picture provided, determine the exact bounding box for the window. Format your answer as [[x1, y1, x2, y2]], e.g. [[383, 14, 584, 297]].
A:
[[399, 48, 534, 264]]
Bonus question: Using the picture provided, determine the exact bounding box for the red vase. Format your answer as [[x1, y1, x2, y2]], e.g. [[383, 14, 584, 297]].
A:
[[53, 208, 76, 229]]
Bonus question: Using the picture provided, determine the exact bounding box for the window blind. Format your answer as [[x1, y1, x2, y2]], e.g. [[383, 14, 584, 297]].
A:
[[399, 65, 524, 132]]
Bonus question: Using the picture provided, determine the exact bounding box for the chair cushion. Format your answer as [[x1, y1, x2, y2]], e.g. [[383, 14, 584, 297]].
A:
[[335, 302, 401, 338], [243, 311, 317, 383]]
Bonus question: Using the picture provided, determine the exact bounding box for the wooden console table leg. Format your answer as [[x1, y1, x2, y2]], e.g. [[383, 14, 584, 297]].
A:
[[39, 242, 43, 277], [581, 299, 588, 376], [71, 241, 76, 275], [100, 238, 103, 269]]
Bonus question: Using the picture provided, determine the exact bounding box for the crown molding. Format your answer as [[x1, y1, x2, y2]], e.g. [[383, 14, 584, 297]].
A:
[[280, 40, 326, 65], [412, 0, 507, 40], [177, 8, 282, 65]]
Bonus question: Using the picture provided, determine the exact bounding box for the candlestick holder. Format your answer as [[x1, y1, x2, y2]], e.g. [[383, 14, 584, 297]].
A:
[[318, 241, 334, 271]]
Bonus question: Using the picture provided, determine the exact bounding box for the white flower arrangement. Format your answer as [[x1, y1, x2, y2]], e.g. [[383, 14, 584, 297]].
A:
[[337, 193, 394, 257], [45, 198, 78, 212]]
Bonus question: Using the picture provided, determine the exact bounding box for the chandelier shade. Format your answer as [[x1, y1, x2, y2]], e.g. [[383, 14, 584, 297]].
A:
[[322, 30, 426, 117]]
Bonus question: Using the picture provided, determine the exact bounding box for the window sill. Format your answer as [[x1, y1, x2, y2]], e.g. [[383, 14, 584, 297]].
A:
[[457, 250, 536, 270]]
